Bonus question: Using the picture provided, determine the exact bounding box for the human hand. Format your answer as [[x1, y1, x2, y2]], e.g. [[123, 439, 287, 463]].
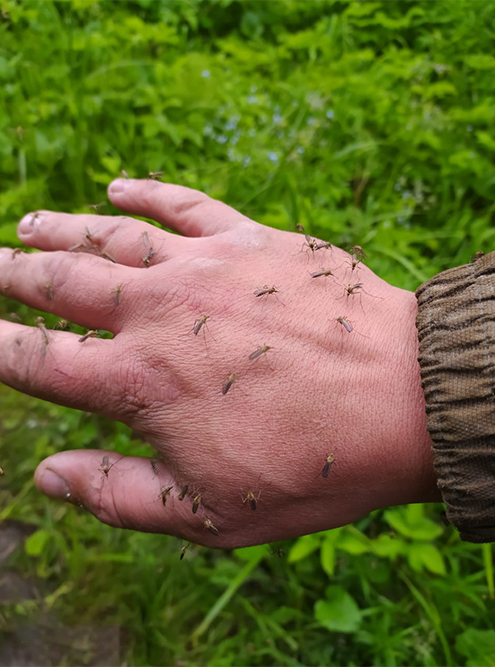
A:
[[0, 179, 438, 547]]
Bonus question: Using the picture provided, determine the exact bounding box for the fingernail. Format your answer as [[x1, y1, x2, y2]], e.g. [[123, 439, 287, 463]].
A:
[[18, 212, 43, 235], [109, 179, 131, 195], [39, 469, 70, 500]]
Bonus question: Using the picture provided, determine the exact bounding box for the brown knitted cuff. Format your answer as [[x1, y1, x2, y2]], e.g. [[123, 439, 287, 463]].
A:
[[416, 251, 495, 543]]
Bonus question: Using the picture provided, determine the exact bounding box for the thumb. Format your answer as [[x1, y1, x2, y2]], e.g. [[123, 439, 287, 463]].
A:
[[34, 450, 222, 546]]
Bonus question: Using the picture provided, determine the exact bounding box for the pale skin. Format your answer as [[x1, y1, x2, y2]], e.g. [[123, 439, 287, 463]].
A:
[[0, 179, 440, 548]]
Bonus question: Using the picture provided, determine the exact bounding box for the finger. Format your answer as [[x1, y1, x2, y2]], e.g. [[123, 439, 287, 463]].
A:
[[108, 179, 250, 237], [0, 247, 134, 331], [17, 210, 192, 268], [34, 451, 223, 547], [0, 320, 127, 417]]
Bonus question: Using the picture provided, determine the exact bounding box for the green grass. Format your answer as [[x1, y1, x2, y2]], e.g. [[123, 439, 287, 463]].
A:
[[2, 1, 495, 664]]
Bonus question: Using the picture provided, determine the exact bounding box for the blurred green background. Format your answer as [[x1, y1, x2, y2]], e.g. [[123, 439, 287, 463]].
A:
[[1, 1, 495, 665]]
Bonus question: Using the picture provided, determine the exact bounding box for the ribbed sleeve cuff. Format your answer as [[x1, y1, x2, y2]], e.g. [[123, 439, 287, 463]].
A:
[[416, 252, 495, 543]]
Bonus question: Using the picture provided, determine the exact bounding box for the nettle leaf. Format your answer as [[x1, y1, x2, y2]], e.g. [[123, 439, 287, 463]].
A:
[[314, 586, 362, 634], [456, 629, 495, 666], [384, 506, 443, 541]]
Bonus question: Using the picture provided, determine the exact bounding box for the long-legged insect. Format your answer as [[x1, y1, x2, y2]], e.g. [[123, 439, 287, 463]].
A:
[[178, 483, 189, 501], [336, 316, 353, 333], [150, 458, 160, 476], [254, 285, 278, 298], [302, 234, 317, 257], [35, 316, 49, 356], [349, 245, 366, 260], [112, 284, 123, 306], [296, 223, 305, 233], [29, 211, 41, 227], [54, 319, 69, 330], [335, 316, 369, 339], [315, 241, 332, 251], [204, 517, 219, 536], [158, 485, 174, 507], [142, 247, 154, 267], [222, 373, 237, 395], [45, 282, 53, 301], [241, 489, 261, 511], [321, 453, 335, 478], [88, 202, 106, 213], [148, 171, 163, 181], [180, 542, 191, 560], [248, 345, 271, 361], [120, 170, 129, 179], [193, 315, 209, 336], [310, 268, 334, 279], [8, 312, 22, 323], [79, 330, 99, 343], [192, 492, 202, 514], [99, 455, 122, 477], [12, 248, 24, 259]]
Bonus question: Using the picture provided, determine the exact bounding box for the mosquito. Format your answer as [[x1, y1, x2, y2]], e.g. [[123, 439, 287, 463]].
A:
[[336, 316, 353, 333], [254, 285, 278, 298], [178, 484, 189, 501], [180, 543, 191, 560], [99, 455, 122, 477], [54, 319, 69, 330], [192, 492, 202, 514], [248, 345, 271, 361], [222, 373, 237, 395], [158, 485, 174, 507], [29, 212, 41, 227], [148, 171, 163, 181], [120, 170, 129, 179], [349, 245, 366, 260], [241, 489, 261, 511], [78, 330, 99, 343], [12, 248, 24, 259], [296, 223, 305, 233], [35, 316, 49, 356], [45, 282, 54, 301], [204, 517, 219, 536], [88, 202, 106, 213], [193, 315, 210, 336], [310, 268, 334, 279], [321, 453, 335, 478], [315, 241, 332, 251], [335, 316, 369, 339], [302, 234, 318, 257], [112, 284, 123, 306], [150, 459, 160, 476]]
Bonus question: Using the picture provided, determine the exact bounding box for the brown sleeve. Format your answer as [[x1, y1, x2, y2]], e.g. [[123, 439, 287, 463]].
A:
[[416, 251, 495, 542]]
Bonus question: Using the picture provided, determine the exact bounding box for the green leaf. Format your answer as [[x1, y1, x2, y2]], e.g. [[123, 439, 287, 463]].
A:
[[25, 529, 50, 556], [288, 533, 321, 563], [320, 537, 335, 576], [384, 507, 443, 541], [314, 586, 362, 634], [456, 629, 495, 666], [466, 54, 495, 70], [419, 543, 446, 576], [337, 533, 369, 556]]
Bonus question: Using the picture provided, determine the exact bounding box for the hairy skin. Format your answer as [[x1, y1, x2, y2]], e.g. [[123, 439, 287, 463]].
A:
[[0, 179, 439, 548]]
